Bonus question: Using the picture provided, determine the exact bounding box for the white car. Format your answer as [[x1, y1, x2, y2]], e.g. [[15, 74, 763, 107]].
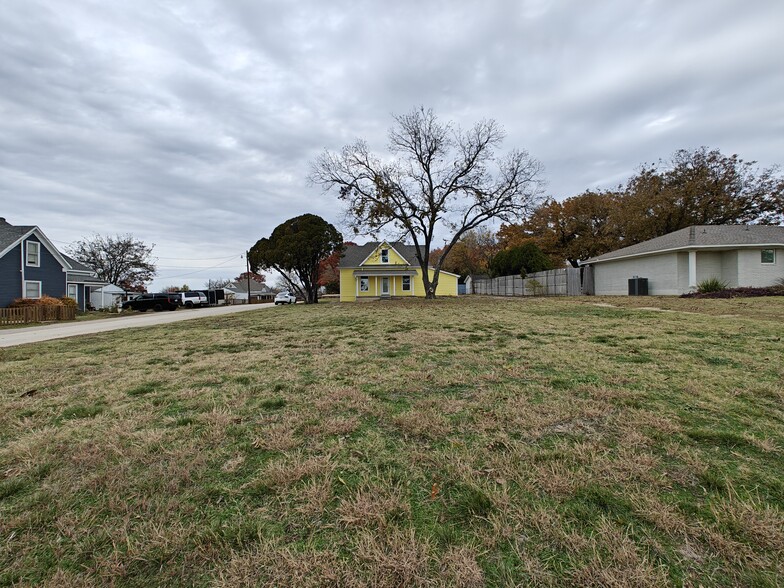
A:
[[274, 291, 296, 305]]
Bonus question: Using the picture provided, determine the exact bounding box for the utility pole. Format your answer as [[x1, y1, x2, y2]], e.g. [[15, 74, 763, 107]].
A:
[[246, 251, 251, 304]]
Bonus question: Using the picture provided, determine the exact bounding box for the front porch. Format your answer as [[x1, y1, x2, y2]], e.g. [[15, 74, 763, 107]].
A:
[[353, 269, 417, 299]]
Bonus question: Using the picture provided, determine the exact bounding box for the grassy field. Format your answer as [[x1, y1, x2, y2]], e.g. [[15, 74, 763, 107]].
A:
[[0, 296, 782, 587]]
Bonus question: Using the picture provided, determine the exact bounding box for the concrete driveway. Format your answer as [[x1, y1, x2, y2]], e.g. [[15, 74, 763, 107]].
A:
[[0, 303, 277, 348]]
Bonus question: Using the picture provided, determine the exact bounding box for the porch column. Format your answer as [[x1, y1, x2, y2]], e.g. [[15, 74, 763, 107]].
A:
[[688, 250, 697, 291], [393, 276, 396, 296], [355, 276, 359, 298], [375, 277, 378, 296]]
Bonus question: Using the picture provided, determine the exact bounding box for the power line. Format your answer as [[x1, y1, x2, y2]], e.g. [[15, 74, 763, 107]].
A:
[[50, 238, 244, 262], [155, 257, 242, 280]]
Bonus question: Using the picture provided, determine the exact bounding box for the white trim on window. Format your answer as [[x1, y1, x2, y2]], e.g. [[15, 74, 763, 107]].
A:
[[26, 241, 40, 267], [380, 248, 389, 263], [402, 275, 411, 291], [67, 283, 78, 300], [359, 276, 369, 292], [24, 280, 42, 299], [761, 249, 775, 264]]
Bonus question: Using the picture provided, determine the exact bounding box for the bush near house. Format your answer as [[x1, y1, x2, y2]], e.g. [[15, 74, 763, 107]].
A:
[[9, 295, 65, 307], [682, 285, 784, 299], [59, 296, 78, 308]]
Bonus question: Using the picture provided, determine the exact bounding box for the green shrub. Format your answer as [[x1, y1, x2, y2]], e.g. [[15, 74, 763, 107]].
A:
[[697, 277, 728, 293]]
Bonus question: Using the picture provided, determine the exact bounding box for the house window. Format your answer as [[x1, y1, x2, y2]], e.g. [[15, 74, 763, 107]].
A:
[[24, 281, 41, 299], [359, 276, 369, 292], [26, 241, 40, 267], [402, 276, 411, 291], [380, 249, 389, 263], [761, 249, 775, 264], [67, 284, 78, 300]]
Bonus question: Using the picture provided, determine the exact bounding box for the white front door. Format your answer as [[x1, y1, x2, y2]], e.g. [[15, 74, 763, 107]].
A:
[[381, 277, 390, 296]]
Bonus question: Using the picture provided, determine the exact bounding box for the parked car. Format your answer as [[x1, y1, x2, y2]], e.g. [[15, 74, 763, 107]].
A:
[[179, 291, 208, 308], [121, 293, 179, 312], [274, 291, 296, 305]]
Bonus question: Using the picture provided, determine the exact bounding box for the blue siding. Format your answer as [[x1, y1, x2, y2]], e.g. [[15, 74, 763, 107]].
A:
[[0, 238, 67, 307], [0, 243, 23, 307], [23, 238, 66, 299]]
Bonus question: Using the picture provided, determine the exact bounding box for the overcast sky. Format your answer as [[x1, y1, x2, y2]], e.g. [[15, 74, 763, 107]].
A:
[[2, 0, 783, 290]]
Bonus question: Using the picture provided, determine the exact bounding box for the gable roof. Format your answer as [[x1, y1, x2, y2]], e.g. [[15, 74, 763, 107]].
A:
[[341, 241, 419, 267], [62, 253, 95, 274], [0, 218, 73, 269], [585, 225, 784, 264], [226, 280, 272, 294], [0, 218, 36, 255], [0, 218, 104, 277]]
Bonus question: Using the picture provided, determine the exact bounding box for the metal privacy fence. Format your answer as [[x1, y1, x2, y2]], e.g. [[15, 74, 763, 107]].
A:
[[472, 268, 583, 296]]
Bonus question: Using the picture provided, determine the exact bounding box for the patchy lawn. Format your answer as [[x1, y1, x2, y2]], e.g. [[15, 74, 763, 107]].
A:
[[0, 296, 782, 587]]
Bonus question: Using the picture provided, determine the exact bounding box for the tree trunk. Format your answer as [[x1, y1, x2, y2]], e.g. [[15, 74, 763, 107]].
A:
[[419, 262, 438, 299]]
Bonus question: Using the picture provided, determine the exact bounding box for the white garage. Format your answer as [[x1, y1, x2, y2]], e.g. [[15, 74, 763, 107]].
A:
[[582, 225, 784, 296]]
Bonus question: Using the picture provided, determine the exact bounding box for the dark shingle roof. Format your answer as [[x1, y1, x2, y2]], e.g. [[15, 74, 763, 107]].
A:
[[585, 225, 784, 264], [340, 242, 419, 267], [0, 219, 35, 253], [62, 253, 93, 272]]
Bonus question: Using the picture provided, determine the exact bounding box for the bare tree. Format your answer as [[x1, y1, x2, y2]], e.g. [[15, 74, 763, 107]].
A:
[[310, 107, 545, 298], [69, 234, 156, 291], [205, 278, 232, 289]]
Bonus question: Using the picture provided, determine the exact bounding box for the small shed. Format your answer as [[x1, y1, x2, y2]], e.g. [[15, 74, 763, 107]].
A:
[[90, 284, 125, 309]]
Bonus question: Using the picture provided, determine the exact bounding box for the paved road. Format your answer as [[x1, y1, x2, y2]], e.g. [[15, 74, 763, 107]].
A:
[[0, 303, 277, 348]]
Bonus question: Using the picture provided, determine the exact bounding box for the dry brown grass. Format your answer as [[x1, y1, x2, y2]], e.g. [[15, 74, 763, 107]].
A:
[[0, 295, 782, 586]]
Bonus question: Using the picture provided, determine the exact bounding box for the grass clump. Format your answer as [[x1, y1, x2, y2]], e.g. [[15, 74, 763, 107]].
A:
[[259, 397, 286, 410], [127, 381, 163, 396], [697, 277, 729, 293]]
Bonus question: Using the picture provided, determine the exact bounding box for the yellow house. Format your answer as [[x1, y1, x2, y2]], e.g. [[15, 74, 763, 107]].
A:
[[339, 241, 460, 302]]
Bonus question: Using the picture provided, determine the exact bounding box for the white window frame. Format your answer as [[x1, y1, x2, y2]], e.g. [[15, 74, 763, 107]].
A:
[[24, 280, 42, 299], [26, 241, 40, 267], [402, 276, 411, 291], [761, 249, 775, 264], [359, 276, 369, 292], [380, 248, 389, 263], [67, 284, 78, 300]]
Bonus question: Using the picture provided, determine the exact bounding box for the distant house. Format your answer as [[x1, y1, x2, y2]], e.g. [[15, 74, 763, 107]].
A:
[[339, 241, 459, 302], [224, 280, 274, 303], [0, 218, 106, 310], [582, 225, 784, 295]]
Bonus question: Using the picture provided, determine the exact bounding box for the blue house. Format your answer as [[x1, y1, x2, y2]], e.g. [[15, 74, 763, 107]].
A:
[[0, 217, 106, 310]]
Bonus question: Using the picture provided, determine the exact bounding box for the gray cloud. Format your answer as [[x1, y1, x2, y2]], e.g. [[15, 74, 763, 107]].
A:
[[1, 0, 782, 289]]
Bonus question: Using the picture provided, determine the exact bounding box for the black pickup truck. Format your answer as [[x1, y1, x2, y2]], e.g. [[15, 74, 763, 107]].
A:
[[121, 293, 179, 312]]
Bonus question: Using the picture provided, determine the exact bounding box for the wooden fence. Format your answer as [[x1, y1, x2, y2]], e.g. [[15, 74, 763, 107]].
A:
[[473, 268, 584, 297], [0, 305, 77, 325]]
